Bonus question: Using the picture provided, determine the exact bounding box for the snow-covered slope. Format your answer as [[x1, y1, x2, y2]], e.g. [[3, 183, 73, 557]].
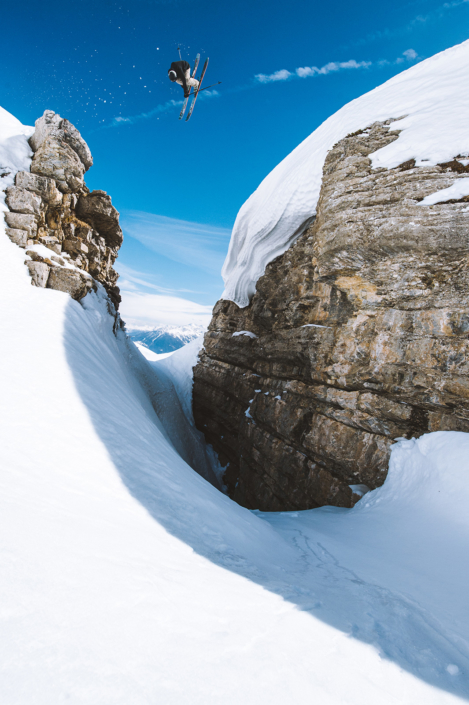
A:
[[2, 107, 469, 702], [0, 106, 33, 186], [129, 323, 206, 354], [222, 40, 469, 307]]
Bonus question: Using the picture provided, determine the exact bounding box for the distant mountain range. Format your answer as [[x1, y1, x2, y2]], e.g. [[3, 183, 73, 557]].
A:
[[128, 324, 206, 354]]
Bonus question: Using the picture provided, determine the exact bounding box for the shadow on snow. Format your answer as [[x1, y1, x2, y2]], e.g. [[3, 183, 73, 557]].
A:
[[64, 295, 469, 701]]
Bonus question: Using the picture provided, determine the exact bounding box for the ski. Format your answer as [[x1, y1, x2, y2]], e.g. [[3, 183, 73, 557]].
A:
[[185, 58, 209, 122], [185, 81, 221, 98], [179, 53, 200, 120]]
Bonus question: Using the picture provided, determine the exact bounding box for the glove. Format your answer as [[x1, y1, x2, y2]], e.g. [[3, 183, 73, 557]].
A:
[[184, 91, 190, 98]]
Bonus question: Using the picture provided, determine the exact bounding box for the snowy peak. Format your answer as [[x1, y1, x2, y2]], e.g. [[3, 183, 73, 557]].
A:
[[129, 323, 206, 354]]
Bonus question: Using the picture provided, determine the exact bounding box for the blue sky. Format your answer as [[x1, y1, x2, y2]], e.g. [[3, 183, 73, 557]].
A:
[[2, 0, 469, 326]]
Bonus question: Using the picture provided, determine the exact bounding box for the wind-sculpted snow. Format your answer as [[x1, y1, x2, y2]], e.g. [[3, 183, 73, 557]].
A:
[[222, 39, 469, 307]]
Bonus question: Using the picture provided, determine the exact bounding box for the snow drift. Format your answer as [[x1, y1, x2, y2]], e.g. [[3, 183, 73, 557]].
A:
[[2, 102, 469, 702], [222, 39, 469, 307]]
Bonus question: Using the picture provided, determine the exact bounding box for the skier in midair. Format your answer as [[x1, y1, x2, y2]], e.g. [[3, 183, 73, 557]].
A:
[[168, 60, 199, 98]]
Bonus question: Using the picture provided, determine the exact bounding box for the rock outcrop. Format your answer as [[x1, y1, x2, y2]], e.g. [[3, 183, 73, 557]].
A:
[[193, 120, 469, 511], [3, 110, 122, 307]]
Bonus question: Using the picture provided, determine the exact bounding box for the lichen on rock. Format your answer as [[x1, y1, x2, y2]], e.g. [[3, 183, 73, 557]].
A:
[[193, 120, 469, 511]]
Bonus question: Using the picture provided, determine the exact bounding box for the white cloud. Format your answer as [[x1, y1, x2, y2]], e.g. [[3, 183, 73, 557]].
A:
[[116, 263, 202, 296], [296, 59, 371, 77], [336, 59, 372, 70], [294, 66, 317, 78], [255, 69, 293, 83], [256, 58, 372, 84], [115, 214, 229, 328], [120, 210, 231, 276], [380, 50, 419, 67], [99, 90, 220, 130], [92, 100, 183, 131], [257, 50, 418, 86], [119, 291, 213, 329]]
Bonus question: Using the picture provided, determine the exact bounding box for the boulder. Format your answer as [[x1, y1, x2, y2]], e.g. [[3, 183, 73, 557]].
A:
[[61, 119, 93, 171], [26, 261, 50, 288], [6, 187, 42, 215], [75, 191, 123, 247], [15, 171, 62, 206], [26, 250, 57, 267], [4, 212, 38, 237], [46, 267, 93, 300], [6, 228, 28, 248], [31, 136, 85, 190], [55, 180, 72, 194], [29, 110, 93, 171], [62, 237, 89, 256], [62, 221, 93, 242], [50, 255, 66, 266]]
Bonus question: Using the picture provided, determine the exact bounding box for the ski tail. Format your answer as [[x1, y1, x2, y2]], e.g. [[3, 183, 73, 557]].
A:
[[179, 53, 200, 120], [192, 55, 201, 77], [185, 58, 209, 122]]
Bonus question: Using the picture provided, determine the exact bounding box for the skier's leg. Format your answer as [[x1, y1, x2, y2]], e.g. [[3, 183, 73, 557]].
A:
[[184, 69, 199, 92], [187, 76, 200, 91]]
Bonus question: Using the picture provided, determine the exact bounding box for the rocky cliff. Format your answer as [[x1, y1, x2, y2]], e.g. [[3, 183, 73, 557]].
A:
[[193, 120, 469, 511], [3, 110, 122, 307]]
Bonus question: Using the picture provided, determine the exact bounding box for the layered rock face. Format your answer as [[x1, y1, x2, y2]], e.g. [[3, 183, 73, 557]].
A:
[[193, 120, 469, 511], [3, 110, 122, 306]]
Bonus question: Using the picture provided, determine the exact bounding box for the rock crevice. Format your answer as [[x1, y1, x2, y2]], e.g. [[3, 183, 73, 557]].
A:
[[193, 120, 469, 511]]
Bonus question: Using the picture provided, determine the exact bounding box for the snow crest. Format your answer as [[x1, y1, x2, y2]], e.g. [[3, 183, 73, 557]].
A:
[[0, 106, 34, 188], [222, 40, 469, 307]]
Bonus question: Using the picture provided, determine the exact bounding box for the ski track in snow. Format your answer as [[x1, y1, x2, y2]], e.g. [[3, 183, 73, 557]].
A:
[[2, 84, 469, 702], [275, 524, 469, 683], [222, 39, 469, 307]]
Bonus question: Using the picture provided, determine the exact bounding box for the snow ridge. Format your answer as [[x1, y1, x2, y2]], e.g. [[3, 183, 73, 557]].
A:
[[222, 39, 469, 307]]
